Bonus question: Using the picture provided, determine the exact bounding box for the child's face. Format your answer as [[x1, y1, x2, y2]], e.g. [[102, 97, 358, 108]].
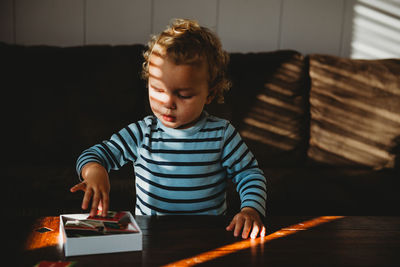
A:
[[148, 49, 213, 129]]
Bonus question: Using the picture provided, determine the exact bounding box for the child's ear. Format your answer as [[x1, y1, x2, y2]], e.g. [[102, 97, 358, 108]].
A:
[[206, 89, 216, 104]]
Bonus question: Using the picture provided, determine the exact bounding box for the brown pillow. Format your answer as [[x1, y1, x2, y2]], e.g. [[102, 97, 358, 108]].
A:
[[208, 50, 309, 167], [308, 54, 400, 169]]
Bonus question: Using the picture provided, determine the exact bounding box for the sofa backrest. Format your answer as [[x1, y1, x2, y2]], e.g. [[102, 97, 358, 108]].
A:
[[208, 50, 310, 168], [1, 43, 147, 166], [2, 43, 311, 169], [2, 42, 399, 171]]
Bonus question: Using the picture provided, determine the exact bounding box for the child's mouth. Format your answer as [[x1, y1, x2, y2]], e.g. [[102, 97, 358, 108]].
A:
[[162, 114, 176, 122]]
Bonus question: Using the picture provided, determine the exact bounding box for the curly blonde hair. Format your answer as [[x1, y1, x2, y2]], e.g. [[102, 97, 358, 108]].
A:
[[142, 18, 231, 103]]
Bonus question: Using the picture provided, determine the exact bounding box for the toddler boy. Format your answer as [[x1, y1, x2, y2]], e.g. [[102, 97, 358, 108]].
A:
[[71, 19, 267, 239]]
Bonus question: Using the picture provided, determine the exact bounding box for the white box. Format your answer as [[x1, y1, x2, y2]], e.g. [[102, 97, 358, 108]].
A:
[[60, 212, 142, 256]]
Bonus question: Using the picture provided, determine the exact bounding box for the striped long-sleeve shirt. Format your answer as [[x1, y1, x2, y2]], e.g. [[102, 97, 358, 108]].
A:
[[76, 112, 267, 217]]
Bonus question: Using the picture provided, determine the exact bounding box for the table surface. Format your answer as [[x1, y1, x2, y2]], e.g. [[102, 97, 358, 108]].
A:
[[12, 215, 400, 266]]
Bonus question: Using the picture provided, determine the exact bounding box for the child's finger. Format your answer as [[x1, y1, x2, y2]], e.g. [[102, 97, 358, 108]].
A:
[[81, 187, 93, 210], [70, 182, 86, 193], [241, 219, 252, 239], [101, 192, 109, 217], [97, 200, 103, 214], [250, 223, 260, 239], [90, 191, 101, 217], [226, 219, 236, 231], [260, 225, 266, 237], [234, 217, 245, 237]]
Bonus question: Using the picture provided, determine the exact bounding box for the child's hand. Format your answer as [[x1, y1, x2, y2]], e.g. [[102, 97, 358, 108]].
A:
[[226, 207, 266, 239], [70, 162, 110, 217]]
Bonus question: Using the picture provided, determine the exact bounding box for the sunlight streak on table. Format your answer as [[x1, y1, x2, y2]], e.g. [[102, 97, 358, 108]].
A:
[[25, 216, 60, 251], [162, 216, 345, 267]]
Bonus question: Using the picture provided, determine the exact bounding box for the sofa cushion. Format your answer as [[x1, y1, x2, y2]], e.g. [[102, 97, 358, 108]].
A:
[[308, 54, 400, 169], [208, 50, 309, 167], [270, 167, 400, 215], [1, 43, 147, 165]]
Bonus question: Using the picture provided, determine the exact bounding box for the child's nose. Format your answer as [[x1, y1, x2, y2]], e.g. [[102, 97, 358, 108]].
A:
[[164, 93, 176, 110]]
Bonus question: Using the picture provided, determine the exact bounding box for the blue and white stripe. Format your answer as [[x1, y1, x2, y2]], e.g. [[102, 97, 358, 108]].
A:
[[76, 112, 267, 217]]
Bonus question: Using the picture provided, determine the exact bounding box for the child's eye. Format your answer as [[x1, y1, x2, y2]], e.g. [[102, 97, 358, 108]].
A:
[[151, 86, 164, 93], [178, 94, 193, 99]]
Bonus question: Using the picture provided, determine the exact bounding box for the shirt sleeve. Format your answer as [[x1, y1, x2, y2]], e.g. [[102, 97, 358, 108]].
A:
[[75, 121, 143, 179], [221, 122, 267, 217]]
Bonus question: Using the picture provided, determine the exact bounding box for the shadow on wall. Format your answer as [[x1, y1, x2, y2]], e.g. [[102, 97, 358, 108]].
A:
[[344, 0, 400, 59]]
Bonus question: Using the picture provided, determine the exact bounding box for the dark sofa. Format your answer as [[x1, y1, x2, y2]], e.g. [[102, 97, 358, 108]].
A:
[[2, 42, 399, 217]]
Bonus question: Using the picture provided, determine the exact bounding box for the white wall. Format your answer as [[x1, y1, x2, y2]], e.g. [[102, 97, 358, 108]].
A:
[[0, 0, 399, 58]]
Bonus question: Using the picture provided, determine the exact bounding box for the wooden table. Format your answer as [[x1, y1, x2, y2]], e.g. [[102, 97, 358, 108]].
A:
[[15, 215, 400, 266]]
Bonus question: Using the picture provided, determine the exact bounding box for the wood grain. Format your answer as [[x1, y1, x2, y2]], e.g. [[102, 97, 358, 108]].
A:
[[19, 215, 400, 267]]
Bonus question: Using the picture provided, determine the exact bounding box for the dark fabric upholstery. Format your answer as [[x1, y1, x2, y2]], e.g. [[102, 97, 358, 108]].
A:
[[308, 54, 400, 169], [2, 42, 398, 216], [1, 43, 145, 216], [208, 50, 309, 168], [1, 43, 147, 166]]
